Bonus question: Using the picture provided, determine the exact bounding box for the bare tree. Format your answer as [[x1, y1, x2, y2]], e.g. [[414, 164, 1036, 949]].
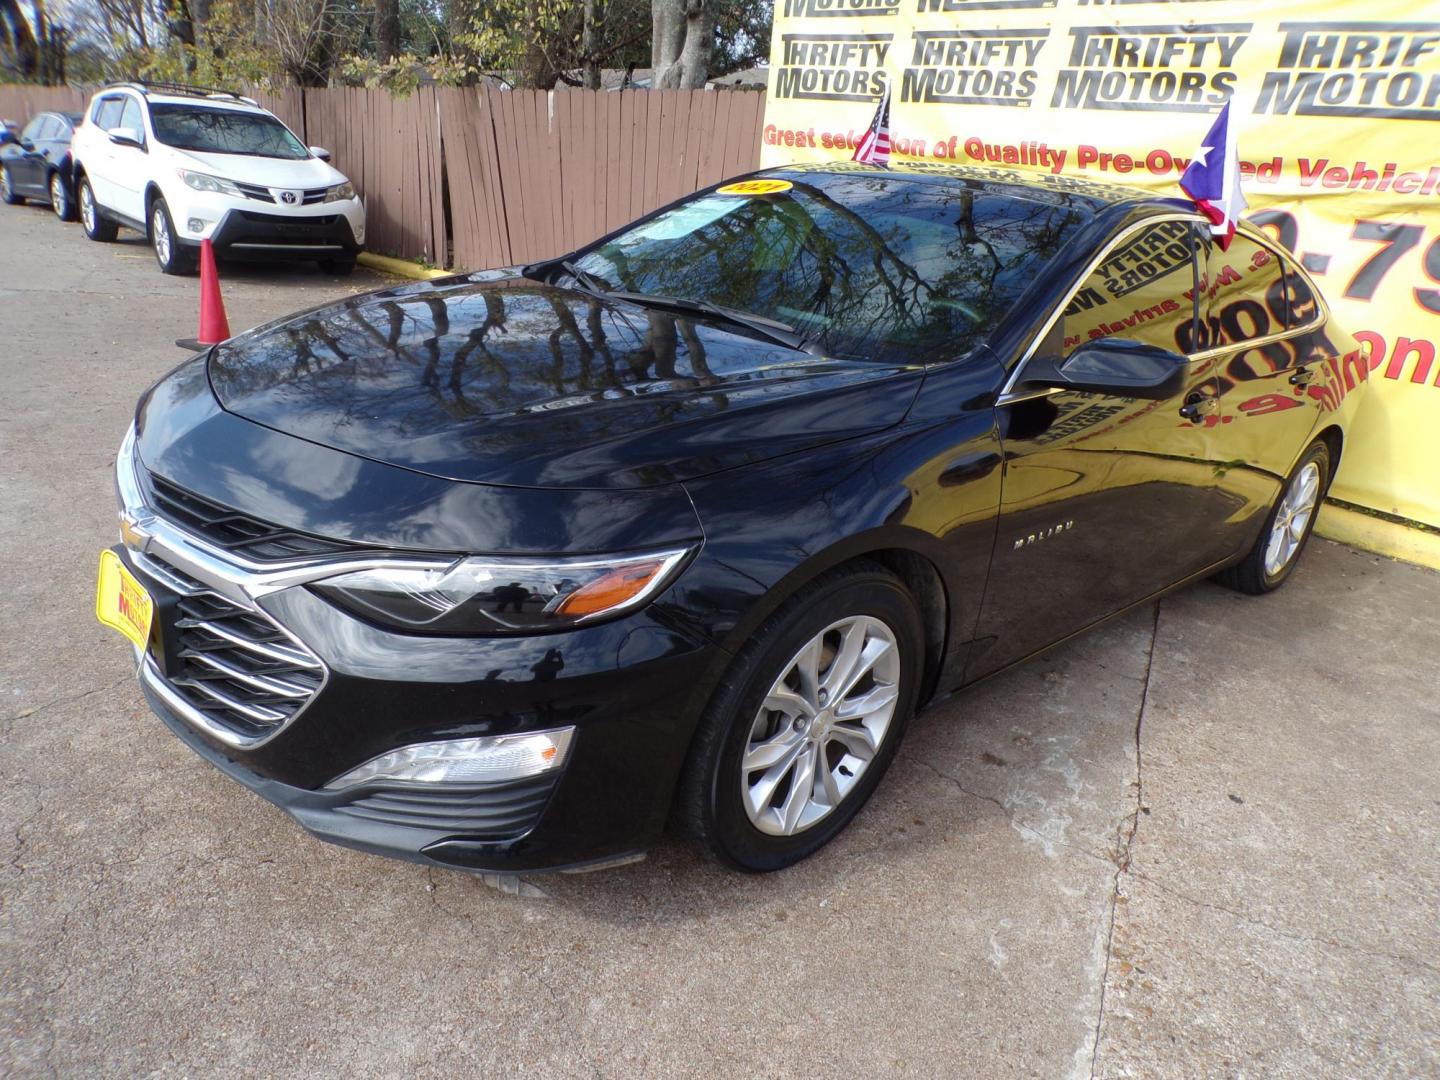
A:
[[651, 0, 710, 89]]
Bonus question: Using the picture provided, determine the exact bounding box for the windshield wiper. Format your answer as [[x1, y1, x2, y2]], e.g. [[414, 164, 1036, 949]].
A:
[[559, 259, 611, 296], [603, 291, 816, 354]]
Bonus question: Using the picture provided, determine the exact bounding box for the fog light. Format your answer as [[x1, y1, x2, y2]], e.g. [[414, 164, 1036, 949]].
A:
[[353, 222, 365, 244], [323, 727, 574, 790], [187, 218, 205, 233]]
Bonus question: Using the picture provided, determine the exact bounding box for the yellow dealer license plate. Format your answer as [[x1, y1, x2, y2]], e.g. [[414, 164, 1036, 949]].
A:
[[95, 550, 154, 652]]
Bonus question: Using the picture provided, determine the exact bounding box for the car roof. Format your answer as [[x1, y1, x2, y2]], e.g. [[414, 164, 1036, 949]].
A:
[[92, 84, 267, 114], [760, 160, 1190, 221]]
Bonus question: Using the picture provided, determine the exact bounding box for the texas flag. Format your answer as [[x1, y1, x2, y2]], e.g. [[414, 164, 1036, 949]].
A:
[[853, 83, 892, 166], [1180, 100, 1247, 250]]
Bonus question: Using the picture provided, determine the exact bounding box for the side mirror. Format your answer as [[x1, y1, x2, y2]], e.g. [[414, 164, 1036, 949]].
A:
[[20, 137, 34, 152], [1019, 338, 1188, 400], [108, 126, 143, 149], [309, 145, 332, 162]]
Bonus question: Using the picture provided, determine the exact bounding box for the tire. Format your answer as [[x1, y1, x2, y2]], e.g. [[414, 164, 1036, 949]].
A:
[[78, 177, 117, 241], [49, 171, 75, 221], [1, 165, 24, 205], [319, 257, 356, 276], [149, 197, 194, 275], [674, 562, 924, 872], [1218, 440, 1331, 595]]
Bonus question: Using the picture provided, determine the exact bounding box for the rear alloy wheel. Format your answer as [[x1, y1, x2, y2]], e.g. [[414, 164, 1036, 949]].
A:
[[1218, 440, 1331, 595], [49, 172, 75, 221], [79, 178, 117, 241], [1, 165, 24, 205], [675, 563, 923, 871], [150, 197, 194, 275]]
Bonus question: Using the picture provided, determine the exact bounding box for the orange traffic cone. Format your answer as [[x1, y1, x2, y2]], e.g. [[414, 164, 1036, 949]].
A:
[[176, 239, 231, 351]]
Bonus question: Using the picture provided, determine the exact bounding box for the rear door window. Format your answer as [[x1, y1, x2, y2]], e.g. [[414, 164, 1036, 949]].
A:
[[93, 97, 124, 129], [1196, 233, 1289, 353]]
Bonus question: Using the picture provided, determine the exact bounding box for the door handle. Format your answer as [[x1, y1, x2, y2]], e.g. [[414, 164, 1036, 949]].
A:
[[1178, 394, 1219, 421], [1289, 366, 1315, 386]]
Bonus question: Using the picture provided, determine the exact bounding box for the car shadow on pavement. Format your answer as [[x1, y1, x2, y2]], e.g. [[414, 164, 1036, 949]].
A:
[[427, 600, 1165, 925]]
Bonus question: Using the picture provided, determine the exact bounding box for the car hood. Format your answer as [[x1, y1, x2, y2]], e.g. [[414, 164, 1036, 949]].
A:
[[207, 273, 923, 489], [170, 148, 346, 188]]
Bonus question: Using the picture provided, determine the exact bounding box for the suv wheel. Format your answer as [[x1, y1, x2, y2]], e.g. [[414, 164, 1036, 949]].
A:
[[674, 563, 924, 871], [1218, 440, 1331, 595], [319, 257, 356, 277], [150, 197, 194, 275], [49, 172, 75, 221], [1, 165, 24, 205], [79, 177, 117, 241]]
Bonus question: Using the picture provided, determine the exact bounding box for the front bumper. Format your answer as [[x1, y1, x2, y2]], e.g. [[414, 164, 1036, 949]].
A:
[[142, 672, 575, 871], [169, 189, 365, 258], [190, 206, 362, 260], [113, 442, 721, 873]]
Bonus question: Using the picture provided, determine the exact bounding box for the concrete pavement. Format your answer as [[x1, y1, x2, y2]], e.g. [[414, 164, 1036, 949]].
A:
[[1, 202, 1436, 1077]]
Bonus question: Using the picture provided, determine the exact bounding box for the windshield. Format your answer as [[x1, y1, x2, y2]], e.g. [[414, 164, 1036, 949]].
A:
[[566, 171, 1093, 362], [150, 104, 308, 160]]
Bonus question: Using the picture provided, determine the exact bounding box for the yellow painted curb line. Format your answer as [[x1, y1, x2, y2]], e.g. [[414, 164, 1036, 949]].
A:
[[1316, 503, 1440, 572], [358, 252, 453, 280]]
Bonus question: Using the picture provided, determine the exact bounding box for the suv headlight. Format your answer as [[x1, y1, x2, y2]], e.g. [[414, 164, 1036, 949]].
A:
[[324, 181, 356, 203], [311, 547, 691, 635], [177, 169, 242, 196]]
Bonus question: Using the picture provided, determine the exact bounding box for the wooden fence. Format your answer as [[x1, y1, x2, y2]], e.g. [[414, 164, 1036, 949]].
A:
[[1, 82, 765, 270]]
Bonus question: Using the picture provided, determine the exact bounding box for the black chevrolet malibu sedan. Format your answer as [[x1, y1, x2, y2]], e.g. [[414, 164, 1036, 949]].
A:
[[99, 163, 1367, 874]]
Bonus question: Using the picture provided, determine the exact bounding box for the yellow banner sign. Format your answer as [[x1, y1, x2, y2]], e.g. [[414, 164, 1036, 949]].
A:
[[762, 0, 1440, 530]]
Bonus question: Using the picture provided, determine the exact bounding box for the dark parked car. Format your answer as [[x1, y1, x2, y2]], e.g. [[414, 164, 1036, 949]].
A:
[[98, 164, 1366, 875], [0, 110, 83, 220]]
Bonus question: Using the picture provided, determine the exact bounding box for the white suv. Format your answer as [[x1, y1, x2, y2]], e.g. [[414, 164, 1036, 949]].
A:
[[70, 82, 366, 275]]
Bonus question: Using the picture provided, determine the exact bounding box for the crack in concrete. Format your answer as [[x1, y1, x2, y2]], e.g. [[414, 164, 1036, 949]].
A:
[[1127, 869, 1440, 981], [1086, 599, 1159, 1080], [2, 676, 131, 729], [901, 754, 1115, 866]]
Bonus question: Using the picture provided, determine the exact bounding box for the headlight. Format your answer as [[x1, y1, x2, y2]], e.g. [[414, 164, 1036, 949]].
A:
[[311, 547, 691, 634], [324, 728, 574, 789], [177, 169, 242, 196], [324, 181, 355, 203]]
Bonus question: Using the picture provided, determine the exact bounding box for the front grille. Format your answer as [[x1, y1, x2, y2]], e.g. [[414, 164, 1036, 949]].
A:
[[333, 776, 556, 838], [233, 184, 329, 206], [144, 471, 356, 561], [237, 210, 338, 226], [234, 181, 275, 203], [142, 552, 325, 742]]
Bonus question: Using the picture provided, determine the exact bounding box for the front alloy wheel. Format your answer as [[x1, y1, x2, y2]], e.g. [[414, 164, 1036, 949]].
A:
[[675, 562, 923, 871], [742, 616, 900, 836], [150, 197, 193, 275]]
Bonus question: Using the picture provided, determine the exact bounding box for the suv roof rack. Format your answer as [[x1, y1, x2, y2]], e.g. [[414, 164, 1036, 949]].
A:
[[114, 81, 259, 107]]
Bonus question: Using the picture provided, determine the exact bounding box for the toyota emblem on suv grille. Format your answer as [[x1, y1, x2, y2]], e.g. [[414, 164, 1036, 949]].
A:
[[278, 190, 298, 204]]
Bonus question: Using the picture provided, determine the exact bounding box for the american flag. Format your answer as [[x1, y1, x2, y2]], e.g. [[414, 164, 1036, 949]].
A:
[[852, 83, 892, 166], [1179, 100, 1247, 251]]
